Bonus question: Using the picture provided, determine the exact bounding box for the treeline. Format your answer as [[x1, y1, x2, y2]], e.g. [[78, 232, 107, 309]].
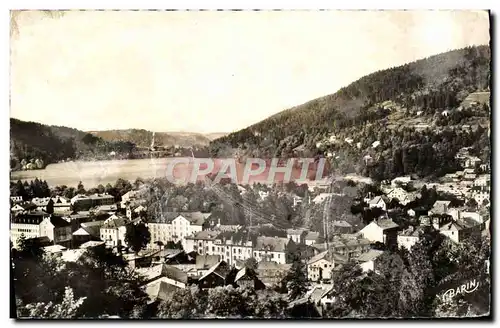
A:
[[10, 119, 139, 169]]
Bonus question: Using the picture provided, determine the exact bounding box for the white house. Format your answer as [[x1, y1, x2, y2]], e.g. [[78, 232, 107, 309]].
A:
[[397, 226, 425, 251], [39, 216, 73, 247], [356, 249, 384, 272], [100, 215, 129, 248], [253, 236, 287, 265], [359, 219, 399, 244], [386, 188, 414, 205], [368, 196, 387, 211], [307, 250, 347, 282]]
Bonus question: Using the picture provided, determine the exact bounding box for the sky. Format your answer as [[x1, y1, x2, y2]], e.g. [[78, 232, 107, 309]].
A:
[[10, 10, 490, 134]]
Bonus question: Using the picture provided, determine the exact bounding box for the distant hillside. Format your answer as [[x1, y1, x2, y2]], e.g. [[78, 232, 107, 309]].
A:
[[10, 119, 136, 170], [204, 132, 229, 141], [210, 45, 491, 180], [88, 129, 214, 147]]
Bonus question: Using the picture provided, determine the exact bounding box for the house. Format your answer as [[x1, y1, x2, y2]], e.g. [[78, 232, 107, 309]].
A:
[[184, 230, 220, 255], [307, 250, 347, 282], [11, 211, 51, 247], [79, 240, 106, 250], [287, 229, 307, 244], [43, 244, 67, 256], [304, 231, 320, 246], [11, 204, 26, 213], [391, 176, 411, 188], [407, 209, 416, 217], [195, 254, 222, 277], [463, 156, 481, 169], [234, 267, 265, 290], [438, 219, 480, 243], [327, 234, 371, 260], [429, 201, 451, 215], [355, 249, 385, 272], [136, 263, 188, 288], [125, 204, 147, 219], [397, 226, 426, 251], [172, 212, 206, 246], [253, 236, 288, 264], [39, 216, 72, 247], [386, 188, 413, 205], [71, 193, 115, 211], [474, 175, 491, 188], [359, 219, 399, 245], [312, 193, 332, 205], [72, 221, 104, 246], [100, 215, 129, 248], [10, 196, 23, 203], [144, 279, 182, 304], [368, 196, 387, 211], [472, 190, 490, 207], [331, 221, 353, 234], [198, 261, 232, 289], [256, 261, 291, 288]]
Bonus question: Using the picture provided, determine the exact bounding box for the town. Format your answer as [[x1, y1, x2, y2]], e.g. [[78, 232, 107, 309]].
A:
[[10, 144, 490, 318]]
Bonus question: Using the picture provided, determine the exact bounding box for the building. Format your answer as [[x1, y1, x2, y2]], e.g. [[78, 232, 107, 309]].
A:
[[39, 216, 73, 247], [100, 215, 129, 248], [71, 193, 115, 211], [148, 212, 206, 249], [198, 261, 232, 289], [331, 221, 353, 234], [172, 212, 205, 246], [195, 254, 221, 277], [136, 263, 188, 288], [474, 175, 491, 188], [386, 188, 414, 205], [429, 200, 452, 215], [287, 229, 307, 244], [391, 176, 411, 188], [184, 230, 221, 255], [10, 211, 50, 248], [356, 249, 385, 272], [359, 219, 399, 245], [367, 196, 387, 211], [327, 234, 371, 260], [438, 219, 480, 243], [304, 231, 320, 246], [10, 196, 23, 203], [234, 267, 265, 290], [397, 226, 426, 251], [472, 190, 490, 206], [253, 236, 288, 264], [307, 250, 347, 282], [256, 261, 291, 288]]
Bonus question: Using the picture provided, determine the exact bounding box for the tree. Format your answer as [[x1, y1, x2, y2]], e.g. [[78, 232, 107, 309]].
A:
[[76, 181, 86, 195], [125, 223, 151, 254], [18, 287, 86, 319], [283, 254, 310, 301], [245, 257, 258, 271], [46, 199, 54, 215]]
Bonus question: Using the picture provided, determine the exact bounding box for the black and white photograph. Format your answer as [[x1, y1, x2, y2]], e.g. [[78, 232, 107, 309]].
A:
[[9, 9, 491, 319]]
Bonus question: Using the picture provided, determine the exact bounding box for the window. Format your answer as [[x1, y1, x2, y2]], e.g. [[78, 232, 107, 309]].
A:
[[324, 264, 328, 268], [212, 246, 215, 252]]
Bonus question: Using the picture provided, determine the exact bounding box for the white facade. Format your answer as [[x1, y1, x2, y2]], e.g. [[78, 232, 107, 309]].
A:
[[100, 226, 127, 247], [397, 235, 420, 251], [148, 222, 173, 247], [11, 223, 40, 247], [359, 222, 385, 243]]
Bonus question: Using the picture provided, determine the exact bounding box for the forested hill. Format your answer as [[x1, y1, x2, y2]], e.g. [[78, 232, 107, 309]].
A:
[[210, 45, 491, 181], [88, 129, 212, 148], [10, 118, 136, 170]]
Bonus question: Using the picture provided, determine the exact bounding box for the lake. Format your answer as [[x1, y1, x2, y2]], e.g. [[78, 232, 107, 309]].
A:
[[10, 158, 328, 188]]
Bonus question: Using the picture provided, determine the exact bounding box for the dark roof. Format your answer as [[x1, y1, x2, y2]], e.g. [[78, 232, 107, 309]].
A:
[[196, 254, 221, 270], [48, 216, 71, 228]]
